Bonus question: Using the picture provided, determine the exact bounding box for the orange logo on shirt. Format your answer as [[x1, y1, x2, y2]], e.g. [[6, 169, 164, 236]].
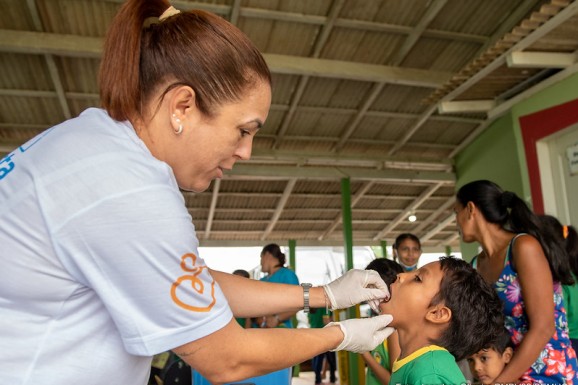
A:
[[171, 253, 216, 312]]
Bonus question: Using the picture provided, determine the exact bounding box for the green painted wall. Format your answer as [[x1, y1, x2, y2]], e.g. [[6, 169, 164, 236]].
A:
[[454, 113, 524, 260], [454, 72, 578, 260]]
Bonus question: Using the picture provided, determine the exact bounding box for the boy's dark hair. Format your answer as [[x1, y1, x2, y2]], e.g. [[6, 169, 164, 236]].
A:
[[232, 269, 250, 278], [365, 258, 404, 286], [430, 257, 504, 361], [485, 327, 514, 354]]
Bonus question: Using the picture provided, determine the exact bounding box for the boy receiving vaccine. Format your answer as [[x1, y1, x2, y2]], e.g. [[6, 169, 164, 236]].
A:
[[378, 257, 504, 385]]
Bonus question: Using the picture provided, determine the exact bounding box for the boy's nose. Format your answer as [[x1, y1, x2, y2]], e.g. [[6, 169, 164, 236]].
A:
[[474, 362, 483, 373]]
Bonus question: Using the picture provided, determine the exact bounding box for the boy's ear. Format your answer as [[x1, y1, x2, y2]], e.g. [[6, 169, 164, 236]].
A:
[[502, 347, 513, 364], [425, 304, 452, 324]]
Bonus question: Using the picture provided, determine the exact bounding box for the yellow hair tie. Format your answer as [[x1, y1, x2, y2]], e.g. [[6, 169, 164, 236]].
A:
[[563, 225, 569, 239], [159, 6, 181, 21]]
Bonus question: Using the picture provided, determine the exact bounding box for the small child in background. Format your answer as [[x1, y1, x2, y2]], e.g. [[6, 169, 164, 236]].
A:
[[361, 258, 404, 385], [232, 269, 252, 329], [379, 257, 504, 385], [467, 327, 514, 385]]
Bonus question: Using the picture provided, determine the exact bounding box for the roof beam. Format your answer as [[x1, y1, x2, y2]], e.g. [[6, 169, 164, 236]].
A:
[[250, 149, 454, 170], [198, 238, 459, 249], [225, 164, 455, 183], [332, 82, 385, 152], [0, 30, 451, 88], [261, 178, 297, 240], [473, 0, 544, 57], [438, 233, 460, 247], [203, 179, 221, 240], [229, 0, 241, 25], [420, 213, 456, 242], [506, 51, 576, 68], [318, 181, 375, 241], [372, 183, 444, 240], [161, 2, 490, 44], [26, 0, 71, 120], [261, 54, 451, 87], [388, 0, 575, 156], [391, 0, 448, 65], [0, 88, 482, 124], [450, 58, 578, 157], [438, 100, 496, 114], [413, 197, 456, 235], [272, 0, 345, 149], [441, 0, 578, 104]]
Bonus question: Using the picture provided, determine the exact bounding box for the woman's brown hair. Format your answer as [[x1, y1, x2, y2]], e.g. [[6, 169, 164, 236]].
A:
[[99, 0, 271, 122]]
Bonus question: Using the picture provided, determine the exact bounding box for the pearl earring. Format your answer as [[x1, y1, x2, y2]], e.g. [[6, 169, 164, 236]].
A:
[[172, 113, 183, 135]]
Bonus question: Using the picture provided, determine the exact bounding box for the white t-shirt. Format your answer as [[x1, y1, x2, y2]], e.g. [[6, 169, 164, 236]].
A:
[[0, 108, 233, 385]]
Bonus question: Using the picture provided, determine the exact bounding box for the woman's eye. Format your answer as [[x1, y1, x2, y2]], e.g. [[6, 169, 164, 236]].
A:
[[240, 129, 250, 137], [413, 275, 421, 282]]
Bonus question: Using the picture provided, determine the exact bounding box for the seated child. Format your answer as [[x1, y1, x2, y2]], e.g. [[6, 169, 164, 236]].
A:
[[362, 258, 404, 385], [467, 327, 513, 385], [379, 257, 504, 385]]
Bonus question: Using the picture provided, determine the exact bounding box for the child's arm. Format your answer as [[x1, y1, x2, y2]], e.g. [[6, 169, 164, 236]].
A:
[[493, 236, 556, 383], [361, 350, 391, 385]]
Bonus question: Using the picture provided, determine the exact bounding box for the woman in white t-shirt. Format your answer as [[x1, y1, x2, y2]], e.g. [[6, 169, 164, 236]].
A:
[[0, 1, 394, 384]]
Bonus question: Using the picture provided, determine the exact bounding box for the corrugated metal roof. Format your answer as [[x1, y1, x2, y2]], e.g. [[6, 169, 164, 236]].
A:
[[1, 0, 575, 248]]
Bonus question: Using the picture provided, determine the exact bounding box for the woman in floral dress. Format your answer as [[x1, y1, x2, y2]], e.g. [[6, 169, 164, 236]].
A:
[[455, 180, 577, 384]]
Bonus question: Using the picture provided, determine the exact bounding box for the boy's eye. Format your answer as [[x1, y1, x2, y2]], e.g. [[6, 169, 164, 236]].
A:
[[240, 129, 251, 137], [413, 274, 421, 282]]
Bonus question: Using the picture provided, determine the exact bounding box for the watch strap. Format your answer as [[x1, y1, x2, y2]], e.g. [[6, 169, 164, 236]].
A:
[[301, 283, 313, 313]]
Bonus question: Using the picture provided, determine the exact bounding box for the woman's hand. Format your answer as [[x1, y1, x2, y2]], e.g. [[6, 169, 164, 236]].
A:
[[323, 269, 390, 310], [326, 314, 394, 353]]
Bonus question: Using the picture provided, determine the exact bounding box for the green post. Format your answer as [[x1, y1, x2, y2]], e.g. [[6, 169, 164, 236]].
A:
[[341, 178, 354, 273], [288, 239, 300, 377], [380, 240, 388, 259], [288, 239, 297, 270], [341, 178, 359, 385], [445, 245, 452, 256]]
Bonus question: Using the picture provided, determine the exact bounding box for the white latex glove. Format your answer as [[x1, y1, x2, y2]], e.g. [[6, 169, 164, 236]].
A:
[[323, 269, 390, 310], [326, 314, 394, 353]]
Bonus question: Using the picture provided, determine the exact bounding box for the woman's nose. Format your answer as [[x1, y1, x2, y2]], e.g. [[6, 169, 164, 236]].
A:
[[235, 138, 253, 160]]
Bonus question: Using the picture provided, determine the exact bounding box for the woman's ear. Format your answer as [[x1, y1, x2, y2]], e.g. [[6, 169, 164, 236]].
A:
[[425, 304, 452, 325], [169, 85, 197, 122], [466, 201, 476, 219], [502, 347, 513, 364]]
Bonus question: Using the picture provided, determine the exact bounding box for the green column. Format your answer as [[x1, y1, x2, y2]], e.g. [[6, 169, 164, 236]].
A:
[[380, 240, 388, 259], [288, 239, 297, 270], [341, 178, 354, 273], [288, 239, 299, 377], [445, 245, 452, 256], [341, 178, 359, 385]]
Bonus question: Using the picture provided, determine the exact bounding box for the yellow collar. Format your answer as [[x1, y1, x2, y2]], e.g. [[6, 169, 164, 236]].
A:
[[392, 345, 447, 373]]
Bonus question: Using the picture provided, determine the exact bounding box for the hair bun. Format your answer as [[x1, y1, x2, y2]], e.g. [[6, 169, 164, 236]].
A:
[[501, 191, 514, 208]]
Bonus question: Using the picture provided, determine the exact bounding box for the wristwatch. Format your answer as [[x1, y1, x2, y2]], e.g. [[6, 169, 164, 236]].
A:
[[301, 283, 313, 313]]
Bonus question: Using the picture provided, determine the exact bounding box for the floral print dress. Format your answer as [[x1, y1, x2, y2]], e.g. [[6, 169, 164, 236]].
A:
[[493, 234, 577, 384]]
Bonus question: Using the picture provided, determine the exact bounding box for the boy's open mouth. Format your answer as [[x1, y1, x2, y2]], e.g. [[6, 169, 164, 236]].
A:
[[384, 283, 393, 302]]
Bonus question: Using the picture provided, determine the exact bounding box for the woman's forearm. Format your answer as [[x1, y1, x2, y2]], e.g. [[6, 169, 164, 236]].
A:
[[175, 319, 343, 384], [210, 269, 327, 317]]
